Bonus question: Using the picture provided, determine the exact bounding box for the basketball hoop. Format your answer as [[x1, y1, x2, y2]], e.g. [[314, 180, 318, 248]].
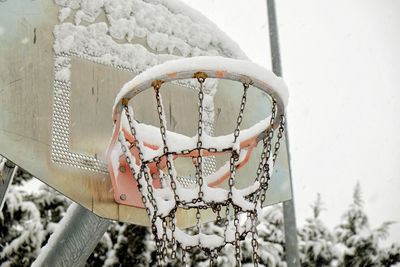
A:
[[106, 56, 288, 266]]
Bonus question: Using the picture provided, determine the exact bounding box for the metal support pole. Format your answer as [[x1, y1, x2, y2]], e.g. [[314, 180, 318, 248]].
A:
[[267, 1, 300, 266], [32, 203, 112, 267], [0, 159, 18, 211], [267, 0, 282, 77]]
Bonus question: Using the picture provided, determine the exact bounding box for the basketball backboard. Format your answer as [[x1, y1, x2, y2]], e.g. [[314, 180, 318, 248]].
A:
[[0, 0, 292, 227]]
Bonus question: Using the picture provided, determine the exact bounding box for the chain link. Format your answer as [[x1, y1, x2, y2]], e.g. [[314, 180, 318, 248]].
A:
[[250, 210, 259, 266], [226, 82, 249, 266], [234, 207, 242, 266], [194, 75, 206, 201], [121, 105, 158, 215], [182, 248, 187, 267], [209, 249, 218, 267], [192, 74, 207, 244], [273, 115, 285, 165], [153, 82, 180, 204], [252, 99, 277, 207], [227, 82, 249, 197], [170, 215, 177, 259], [119, 103, 164, 265]]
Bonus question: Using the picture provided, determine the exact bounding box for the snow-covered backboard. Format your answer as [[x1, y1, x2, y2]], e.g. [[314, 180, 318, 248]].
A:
[[0, 0, 292, 227]]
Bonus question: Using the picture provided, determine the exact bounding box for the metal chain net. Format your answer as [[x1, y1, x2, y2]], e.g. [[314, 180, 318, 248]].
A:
[[116, 73, 285, 266]]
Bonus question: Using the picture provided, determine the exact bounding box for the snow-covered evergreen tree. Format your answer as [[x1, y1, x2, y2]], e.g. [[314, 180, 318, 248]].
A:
[[240, 205, 286, 267], [0, 161, 70, 267], [257, 205, 286, 267], [86, 222, 153, 267], [378, 243, 400, 266], [111, 224, 150, 266], [298, 194, 335, 266], [0, 185, 44, 267], [334, 182, 399, 266], [25, 184, 70, 242]]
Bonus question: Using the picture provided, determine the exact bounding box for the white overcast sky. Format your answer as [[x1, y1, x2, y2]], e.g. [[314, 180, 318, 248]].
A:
[[182, 0, 400, 243]]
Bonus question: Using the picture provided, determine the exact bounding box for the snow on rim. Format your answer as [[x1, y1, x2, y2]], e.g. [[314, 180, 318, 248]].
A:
[[113, 56, 289, 115]]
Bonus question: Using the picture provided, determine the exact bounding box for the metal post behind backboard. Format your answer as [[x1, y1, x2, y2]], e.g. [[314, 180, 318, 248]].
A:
[[267, 0, 301, 266]]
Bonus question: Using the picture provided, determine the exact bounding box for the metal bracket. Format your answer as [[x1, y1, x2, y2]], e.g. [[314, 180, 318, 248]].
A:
[[32, 203, 112, 267]]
